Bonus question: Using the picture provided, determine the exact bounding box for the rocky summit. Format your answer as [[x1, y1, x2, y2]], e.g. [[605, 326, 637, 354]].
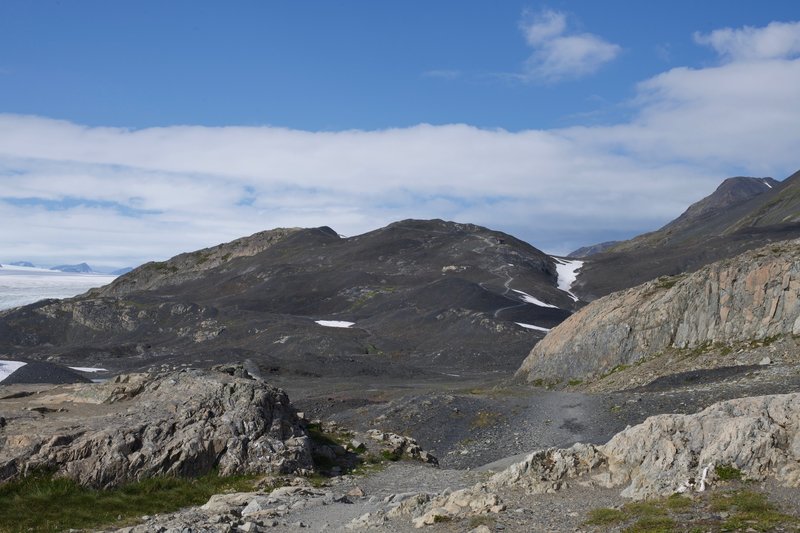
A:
[[574, 170, 800, 300], [0, 219, 577, 377]]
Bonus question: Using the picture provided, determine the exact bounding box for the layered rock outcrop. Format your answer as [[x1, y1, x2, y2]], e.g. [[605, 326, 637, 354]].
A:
[[488, 392, 800, 500], [518, 240, 800, 382], [0, 366, 312, 488]]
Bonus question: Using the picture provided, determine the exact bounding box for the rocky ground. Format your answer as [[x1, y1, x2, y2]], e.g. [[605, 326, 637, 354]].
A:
[[2, 341, 800, 531], [99, 389, 800, 532]]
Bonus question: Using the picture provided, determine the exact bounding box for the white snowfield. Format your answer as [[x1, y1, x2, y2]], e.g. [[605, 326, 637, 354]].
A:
[[314, 320, 355, 328], [0, 360, 27, 383], [552, 257, 583, 302], [515, 322, 551, 332], [511, 289, 559, 309], [0, 264, 117, 311], [69, 366, 108, 373]]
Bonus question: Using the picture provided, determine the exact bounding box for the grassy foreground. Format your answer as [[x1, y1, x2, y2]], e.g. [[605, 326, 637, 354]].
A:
[[0, 472, 258, 533], [586, 489, 800, 532]]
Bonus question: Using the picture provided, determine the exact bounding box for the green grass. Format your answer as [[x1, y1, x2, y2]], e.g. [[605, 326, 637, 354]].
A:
[[587, 489, 800, 533], [714, 464, 742, 481], [711, 490, 799, 531], [587, 500, 669, 530], [665, 494, 692, 510], [380, 449, 402, 462], [586, 507, 625, 525], [0, 471, 258, 533]]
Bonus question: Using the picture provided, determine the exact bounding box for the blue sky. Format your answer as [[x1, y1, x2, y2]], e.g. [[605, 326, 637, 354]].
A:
[[0, 1, 799, 267]]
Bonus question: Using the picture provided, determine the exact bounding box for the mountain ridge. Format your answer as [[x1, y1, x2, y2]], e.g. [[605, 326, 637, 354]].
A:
[[0, 219, 579, 376], [573, 170, 800, 299]]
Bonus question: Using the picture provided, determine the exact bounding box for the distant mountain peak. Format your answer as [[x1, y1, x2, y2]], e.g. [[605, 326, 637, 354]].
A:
[[50, 263, 93, 273]]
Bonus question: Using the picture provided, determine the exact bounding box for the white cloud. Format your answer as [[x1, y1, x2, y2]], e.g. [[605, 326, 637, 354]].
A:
[[522, 9, 567, 45], [518, 9, 621, 82], [0, 21, 798, 265], [694, 20, 800, 62]]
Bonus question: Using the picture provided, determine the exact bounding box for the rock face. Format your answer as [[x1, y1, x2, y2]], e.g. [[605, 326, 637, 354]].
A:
[[488, 393, 800, 500], [517, 240, 800, 383], [0, 366, 312, 488]]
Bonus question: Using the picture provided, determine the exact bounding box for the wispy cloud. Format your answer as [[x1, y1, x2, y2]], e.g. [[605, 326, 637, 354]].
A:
[[0, 21, 798, 265], [517, 9, 621, 83], [694, 20, 800, 62]]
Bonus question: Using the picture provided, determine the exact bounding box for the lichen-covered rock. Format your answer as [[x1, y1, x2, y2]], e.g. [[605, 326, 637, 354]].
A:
[[486, 393, 800, 500], [0, 366, 312, 488], [600, 392, 800, 498], [366, 429, 439, 466], [517, 240, 800, 382], [487, 443, 606, 494]]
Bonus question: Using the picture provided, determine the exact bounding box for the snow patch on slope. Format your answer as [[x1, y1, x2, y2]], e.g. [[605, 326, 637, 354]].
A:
[[315, 320, 355, 328], [511, 289, 559, 309], [515, 322, 551, 332], [0, 360, 27, 383], [552, 257, 583, 302]]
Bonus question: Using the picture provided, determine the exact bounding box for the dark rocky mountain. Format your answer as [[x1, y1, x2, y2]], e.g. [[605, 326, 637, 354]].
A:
[[50, 262, 94, 273], [574, 171, 800, 299], [566, 241, 619, 258], [0, 219, 578, 377], [7, 261, 36, 268]]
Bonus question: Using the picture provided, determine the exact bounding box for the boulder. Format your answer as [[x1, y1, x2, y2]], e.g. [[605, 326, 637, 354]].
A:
[[0, 366, 312, 487]]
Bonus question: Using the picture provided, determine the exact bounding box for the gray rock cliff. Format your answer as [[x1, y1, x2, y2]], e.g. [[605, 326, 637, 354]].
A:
[[517, 240, 800, 383]]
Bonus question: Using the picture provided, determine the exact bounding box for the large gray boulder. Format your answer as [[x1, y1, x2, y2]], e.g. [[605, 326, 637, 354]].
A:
[[517, 240, 800, 383], [0, 366, 312, 488]]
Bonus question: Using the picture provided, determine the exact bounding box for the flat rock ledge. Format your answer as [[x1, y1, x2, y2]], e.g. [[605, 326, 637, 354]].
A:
[[0, 365, 312, 488]]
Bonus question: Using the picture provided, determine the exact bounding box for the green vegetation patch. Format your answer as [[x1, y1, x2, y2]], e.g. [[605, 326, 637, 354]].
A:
[[306, 422, 352, 448], [149, 261, 179, 274], [380, 449, 402, 462], [654, 273, 687, 291], [586, 500, 672, 532], [0, 471, 258, 533], [714, 464, 742, 481], [711, 490, 799, 531], [586, 489, 800, 533]]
